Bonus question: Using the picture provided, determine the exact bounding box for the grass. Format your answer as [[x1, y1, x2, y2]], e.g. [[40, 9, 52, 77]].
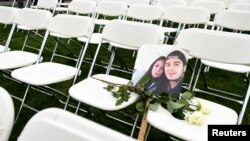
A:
[[1, 20, 250, 141]]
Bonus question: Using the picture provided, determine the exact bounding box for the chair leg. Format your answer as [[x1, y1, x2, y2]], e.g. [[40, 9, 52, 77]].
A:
[[15, 84, 31, 122], [238, 84, 250, 124], [106, 47, 115, 75]]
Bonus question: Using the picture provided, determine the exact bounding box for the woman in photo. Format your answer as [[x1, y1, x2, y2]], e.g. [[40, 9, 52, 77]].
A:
[[136, 56, 166, 94]]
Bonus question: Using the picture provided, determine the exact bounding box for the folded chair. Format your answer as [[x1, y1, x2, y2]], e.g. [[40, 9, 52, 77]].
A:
[[177, 28, 250, 124], [11, 14, 94, 121], [18, 108, 136, 141], [0, 87, 15, 141], [0, 6, 17, 53]]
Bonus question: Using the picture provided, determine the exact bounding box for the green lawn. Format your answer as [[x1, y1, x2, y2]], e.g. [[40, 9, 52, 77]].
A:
[[1, 21, 250, 141]]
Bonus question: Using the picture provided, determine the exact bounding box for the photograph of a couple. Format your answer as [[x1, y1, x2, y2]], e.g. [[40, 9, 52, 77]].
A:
[[132, 50, 188, 99]]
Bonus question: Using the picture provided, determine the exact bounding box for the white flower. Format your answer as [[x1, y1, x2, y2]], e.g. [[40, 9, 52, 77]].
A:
[[187, 111, 206, 125], [199, 100, 210, 115]]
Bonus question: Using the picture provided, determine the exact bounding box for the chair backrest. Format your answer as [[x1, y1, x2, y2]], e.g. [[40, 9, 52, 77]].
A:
[[214, 10, 250, 31], [96, 1, 127, 17], [36, 0, 58, 9], [164, 5, 210, 24], [0, 87, 15, 141], [176, 28, 250, 64], [190, 0, 225, 14], [214, 0, 239, 8], [67, 0, 96, 15], [14, 8, 52, 29], [102, 20, 165, 49], [157, 0, 187, 9], [228, 2, 250, 11], [126, 4, 164, 22], [0, 6, 17, 25], [126, 0, 151, 6], [48, 14, 94, 38], [17, 108, 136, 141]]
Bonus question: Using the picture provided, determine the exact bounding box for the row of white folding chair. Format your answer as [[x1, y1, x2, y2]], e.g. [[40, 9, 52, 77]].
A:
[[190, 0, 226, 15], [13, 14, 94, 121], [17, 108, 136, 141], [0, 6, 17, 53], [0, 87, 15, 141]]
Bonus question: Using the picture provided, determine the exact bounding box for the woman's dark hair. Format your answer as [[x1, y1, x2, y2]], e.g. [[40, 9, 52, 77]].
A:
[[136, 56, 167, 94]]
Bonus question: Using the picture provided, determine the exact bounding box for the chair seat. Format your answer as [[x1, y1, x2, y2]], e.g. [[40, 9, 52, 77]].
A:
[[69, 74, 140, 111], [77, 33, 108, 44], [147, 99, 238, 141], [109, 42, 139, 50], [94, 19, 111, 26], [50, 32, 70, 38], [0, 51, 39, 70], [17, 25, 35, 31], [201, 59, 250, 73], [0, 45, 5, 53], [11, 62, 77, 86], [161, 27, 179, 33]]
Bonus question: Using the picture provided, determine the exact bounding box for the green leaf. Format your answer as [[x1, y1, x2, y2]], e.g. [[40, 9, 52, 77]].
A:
[[181, 91, 195, 100], [136, 101, 145, 112], [105, 85, 114, 91], [168, 101, 185, 110], [149, 102, 159, 111], [115, 99, 123, 106]]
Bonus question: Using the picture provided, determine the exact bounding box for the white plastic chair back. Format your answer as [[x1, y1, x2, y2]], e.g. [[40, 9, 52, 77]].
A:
[[14, 8, 52, 29], [0, 6, 17, 25], [214, 0, 240, 8], [214, 10, 250, 31], [0, 87, 14, 141], [176, 28, 250, 64], [157, 0, 187, 9], [102, 20, 164, 49], [17, 108, 136, 141], [48, 14, 94, 38], [67, 0, 96, 15], [126, 4, 164, 21], [96, 1, 127, 17], [164, 5, 210, 24], [229, 2, 250, 11], [126, 0, 151, 6], [36, 0, 58, 9], [191, 0, 226, 14]]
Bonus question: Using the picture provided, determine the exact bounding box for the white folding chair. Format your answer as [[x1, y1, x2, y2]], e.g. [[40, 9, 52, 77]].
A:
[[94, 0, 127, 31], [177, 28, 250, 124], [0, 8, 52, 75], [0, 6, 17, 53], [88, 20, 165, 76], [11, 14, 94, 121], [213, 9, 250, 32], [0, 87, 15, 141], [65, 21, 165, 136], [161, 5, 210, 44], [156, 0, 187, 8], [126, 0, 151, 6], [190, 0, 225, 15], [229, 2, 250, 11], [147, 98, 237, 141], [17, 108, 136, 141], [125, 4, 164, 24], [214, 0, 240, 8], [31, 0, 58, 14], [66, 0, 96, 17]]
